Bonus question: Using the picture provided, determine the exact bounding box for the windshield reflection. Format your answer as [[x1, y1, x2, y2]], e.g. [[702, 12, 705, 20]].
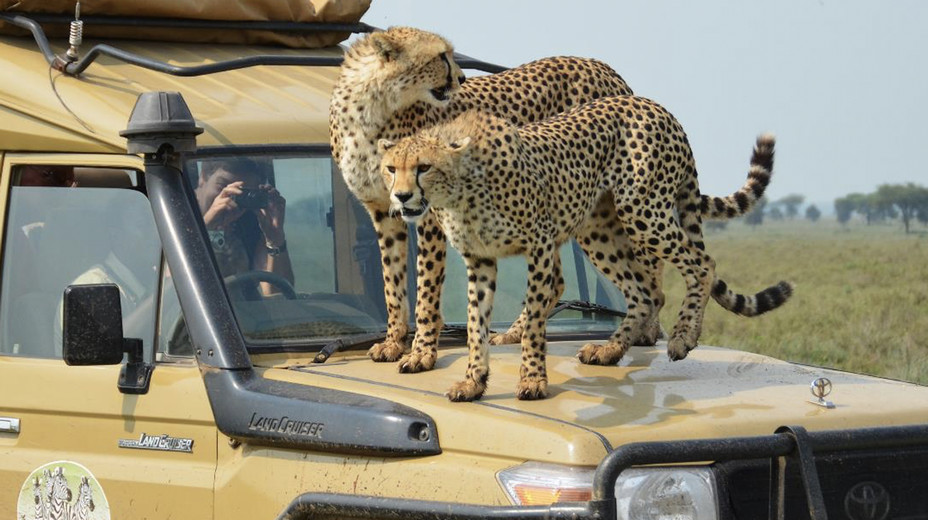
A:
[[183, 150, 627, 347]]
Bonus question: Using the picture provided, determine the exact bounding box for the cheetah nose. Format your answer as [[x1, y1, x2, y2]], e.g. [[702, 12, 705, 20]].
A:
[[394, 191, 414, 203]]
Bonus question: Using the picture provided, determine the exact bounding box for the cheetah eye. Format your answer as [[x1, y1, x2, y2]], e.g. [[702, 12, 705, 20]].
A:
[[417, 164, 431, 174], [386, 166, 396, 174]]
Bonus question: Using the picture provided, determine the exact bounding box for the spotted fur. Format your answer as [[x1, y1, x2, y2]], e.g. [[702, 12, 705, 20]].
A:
[[380, 99, 792, 400], [329, 27, 771, 373]]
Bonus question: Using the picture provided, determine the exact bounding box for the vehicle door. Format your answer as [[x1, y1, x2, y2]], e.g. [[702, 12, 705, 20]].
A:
[[0, 155, 217, 519]]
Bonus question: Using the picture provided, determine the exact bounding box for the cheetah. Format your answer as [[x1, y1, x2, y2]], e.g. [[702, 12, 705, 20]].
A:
[[329, 26, 771, 374], [378, 100, 793, 401]]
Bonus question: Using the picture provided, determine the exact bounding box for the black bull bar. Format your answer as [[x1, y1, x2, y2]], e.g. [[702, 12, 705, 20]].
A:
[[277, 423, 928, 520]]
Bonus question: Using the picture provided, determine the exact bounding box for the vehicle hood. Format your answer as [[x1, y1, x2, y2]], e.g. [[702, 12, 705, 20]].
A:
[[254, 341, 928, 465]]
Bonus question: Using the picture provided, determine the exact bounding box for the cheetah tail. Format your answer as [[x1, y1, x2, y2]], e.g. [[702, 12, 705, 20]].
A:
[[699, 134, 775, 220], [711, 277, 794, 317]]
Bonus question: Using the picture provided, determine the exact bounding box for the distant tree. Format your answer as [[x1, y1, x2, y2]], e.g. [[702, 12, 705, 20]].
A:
[[744, 197, 768, 227], [769, 206, 785, 221], [879, 203, 899, 222], [835, 197, 855, 226], [805, 204, 821, 222], [778, 194, 806, 219], [845, 193, 869, 224], [876, 183, 928, 233], [848, 192, 895, 224], [918, 205, 928, 227]]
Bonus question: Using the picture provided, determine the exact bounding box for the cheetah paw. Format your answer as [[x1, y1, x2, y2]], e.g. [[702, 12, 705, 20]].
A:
[[489, 330, 522, 346], [577, 342, 627, 365], [447, 379, 486, 402], [398, 349, 437, 373], [367, 340, 406, 362], [667, 336, 696, 361], [516, 377, 548, 400], [628, 320, 664, 346]]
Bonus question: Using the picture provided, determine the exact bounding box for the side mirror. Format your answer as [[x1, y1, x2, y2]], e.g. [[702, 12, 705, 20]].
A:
[[63, 284, 153, 394]]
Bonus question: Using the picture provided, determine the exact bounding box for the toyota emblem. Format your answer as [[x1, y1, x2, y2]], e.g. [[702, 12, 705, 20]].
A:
[[808, 377, 836, 408], [844, 481, 891, 520]]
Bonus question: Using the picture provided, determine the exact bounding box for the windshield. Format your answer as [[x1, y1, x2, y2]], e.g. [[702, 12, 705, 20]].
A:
[[183, 149, 626, 348]]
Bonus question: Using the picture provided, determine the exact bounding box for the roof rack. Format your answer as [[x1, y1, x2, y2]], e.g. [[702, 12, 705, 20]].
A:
[[0, 12, 507, 77]]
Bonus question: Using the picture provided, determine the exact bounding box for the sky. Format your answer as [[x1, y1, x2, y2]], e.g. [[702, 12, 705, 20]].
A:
[[360, 0, 928, 210]]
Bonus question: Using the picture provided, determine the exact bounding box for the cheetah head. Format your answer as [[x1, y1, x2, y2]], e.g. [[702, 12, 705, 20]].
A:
[[378, 134, 472, 223], [351, 27, 466, 109]]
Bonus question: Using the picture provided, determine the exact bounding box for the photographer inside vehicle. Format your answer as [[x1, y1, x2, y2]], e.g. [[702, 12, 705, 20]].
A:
[[195, 157, 294, 297]]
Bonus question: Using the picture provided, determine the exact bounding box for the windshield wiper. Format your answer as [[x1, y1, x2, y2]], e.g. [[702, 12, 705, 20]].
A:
[[437, 324, 471, 338], [311, 324, 484, 364], [310, 306, 619, 363], [548, 299, 627, 319], [312, 332, 387, 364]]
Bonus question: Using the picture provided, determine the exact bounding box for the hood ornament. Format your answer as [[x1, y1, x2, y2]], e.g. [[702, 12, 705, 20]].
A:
[[809, 377, 836, 409]]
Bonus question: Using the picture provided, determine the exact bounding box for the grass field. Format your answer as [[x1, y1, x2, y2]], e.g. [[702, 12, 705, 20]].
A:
[[659, 219, 928, 384]]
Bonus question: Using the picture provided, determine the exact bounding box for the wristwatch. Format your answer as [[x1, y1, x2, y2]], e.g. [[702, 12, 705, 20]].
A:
[[265, 240, 287, 257]]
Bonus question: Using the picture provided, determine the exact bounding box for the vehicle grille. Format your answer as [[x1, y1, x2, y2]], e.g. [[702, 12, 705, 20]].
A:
[[715, 446, 928, 519]]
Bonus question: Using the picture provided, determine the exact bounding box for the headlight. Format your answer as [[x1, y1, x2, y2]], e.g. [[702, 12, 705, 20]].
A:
[[616, 467, 719, 520], [498, 462, 719, 520]]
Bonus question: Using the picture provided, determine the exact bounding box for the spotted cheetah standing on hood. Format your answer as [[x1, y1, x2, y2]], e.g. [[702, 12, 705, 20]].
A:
[[329, 27, 772, 375], [379, 101, 792, 401]]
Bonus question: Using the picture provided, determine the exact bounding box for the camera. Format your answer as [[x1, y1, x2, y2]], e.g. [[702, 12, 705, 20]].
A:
[[234, 188, 268, 210]]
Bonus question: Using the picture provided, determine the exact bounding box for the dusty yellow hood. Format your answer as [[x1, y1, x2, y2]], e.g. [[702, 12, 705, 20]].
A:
[[255, 341, 928, 466]]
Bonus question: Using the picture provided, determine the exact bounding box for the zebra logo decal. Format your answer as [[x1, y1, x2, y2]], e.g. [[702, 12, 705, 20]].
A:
[[16, 461, 110, 520]]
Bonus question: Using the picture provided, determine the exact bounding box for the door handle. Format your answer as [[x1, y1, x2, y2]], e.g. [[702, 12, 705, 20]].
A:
[[0, 417, 20, 434]]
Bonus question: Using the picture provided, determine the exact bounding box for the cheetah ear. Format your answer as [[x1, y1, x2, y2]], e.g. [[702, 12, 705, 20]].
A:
[[377, 139, 396, 154], [369, 32, 401, 61], [447, 136, 472, 154]]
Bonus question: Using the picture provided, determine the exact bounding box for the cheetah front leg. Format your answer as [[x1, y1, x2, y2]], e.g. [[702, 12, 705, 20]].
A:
[[516, 239, 559, 400], [447, 255, 497, 402], [398, 213, 446, 373], [366, 207, 410, 362]]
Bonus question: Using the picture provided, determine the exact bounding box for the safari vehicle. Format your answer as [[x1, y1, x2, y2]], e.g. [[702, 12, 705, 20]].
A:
[[1, 4, 928, 520]]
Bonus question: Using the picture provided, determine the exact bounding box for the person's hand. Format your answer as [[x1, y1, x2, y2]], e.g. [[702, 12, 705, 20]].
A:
[[203, 181, 246, 230], [255, 184, 286, 247]]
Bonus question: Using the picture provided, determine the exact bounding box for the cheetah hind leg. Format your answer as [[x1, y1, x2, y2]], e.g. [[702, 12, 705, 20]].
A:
[[573, 204, 663, 348], [577, 339, 629, 366], [665, 253, 713, 362], [491, 264, 565, 347], [628, 256, 666, 346], [577, 310, 637, 365]]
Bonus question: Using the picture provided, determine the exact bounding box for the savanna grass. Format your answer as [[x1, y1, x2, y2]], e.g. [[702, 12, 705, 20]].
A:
[[660, 220, 928, 384]]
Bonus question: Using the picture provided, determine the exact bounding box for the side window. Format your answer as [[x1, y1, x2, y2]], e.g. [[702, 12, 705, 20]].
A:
[[0, 165, 161, 360]]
